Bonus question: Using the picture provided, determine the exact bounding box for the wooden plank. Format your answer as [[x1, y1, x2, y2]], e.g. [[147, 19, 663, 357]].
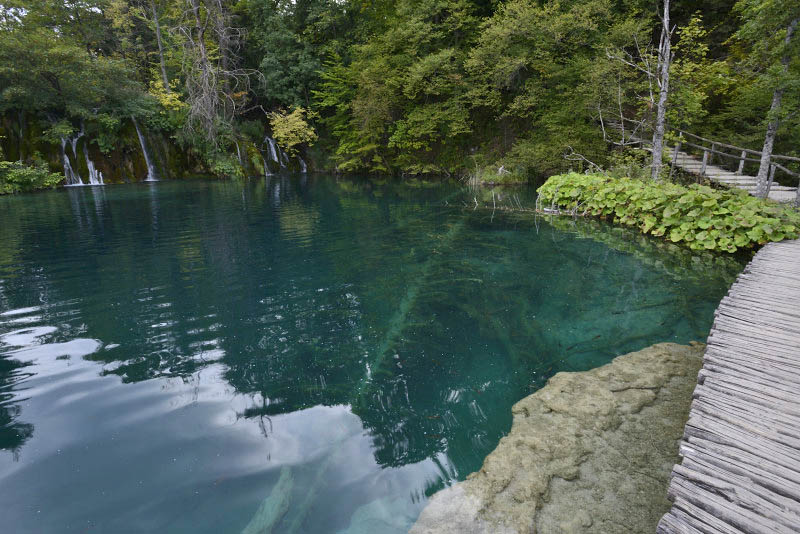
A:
[[679, 456, 800, 523], [702, 358, 800, 389], [660, 502, 733, 534], [680, 436, 800, 500], [711, 317, 800, 346], [705, 345, 800, 368], [683, 416, 800, 481], [670, 464, 800, 530], [704, 347, 800, 374], [668, 476, 790, 533], [659, 239, 800, 533], [714, 300, 800, 323], [699, 372, 800, 408], [692, 395, 800, 444], [707, 333, 799, 360]]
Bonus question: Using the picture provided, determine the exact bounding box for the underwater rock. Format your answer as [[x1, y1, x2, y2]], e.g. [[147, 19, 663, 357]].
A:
[[241, 466, 294, 534], [336, 496, 421, 534], [410, 342, 704, 534]]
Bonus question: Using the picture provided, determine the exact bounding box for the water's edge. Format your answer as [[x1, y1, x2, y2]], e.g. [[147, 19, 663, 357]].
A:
[[411, 342, 705, 534]]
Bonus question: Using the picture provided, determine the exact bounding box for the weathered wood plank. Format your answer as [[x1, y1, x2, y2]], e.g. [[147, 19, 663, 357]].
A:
[[668, 149, 799, 201], [668, 476, 789, 533], [698, 376, 800, 412], [661, 501, 735, 534], [692, 395, 800, 444], [659, 239, 800, 533], [679, 456, 800, 521], [703, 351, 800, 379], [705, 346, 800, 371], [683, 423, 800, 485], [670, 464, 800, 530]]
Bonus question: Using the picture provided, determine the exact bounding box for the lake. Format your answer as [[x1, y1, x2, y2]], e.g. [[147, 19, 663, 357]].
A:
[[0, 176, 740, 533]]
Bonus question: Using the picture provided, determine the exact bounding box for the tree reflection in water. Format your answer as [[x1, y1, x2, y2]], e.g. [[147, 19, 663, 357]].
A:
[[0, 176, 742, 533]]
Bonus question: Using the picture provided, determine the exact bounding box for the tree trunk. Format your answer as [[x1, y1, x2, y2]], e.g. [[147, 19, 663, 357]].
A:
[[755, 18, 798, 198], [215, 0, 231, 97], [188, 0, 210, 80], [651, 0, 671, 181], [151, 0, 170, 92], [186, 0, 217, 138], [17, 110, 25, 161]]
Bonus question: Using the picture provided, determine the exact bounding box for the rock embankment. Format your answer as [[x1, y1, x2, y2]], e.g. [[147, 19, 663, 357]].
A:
[[411, 342, 704, 534]]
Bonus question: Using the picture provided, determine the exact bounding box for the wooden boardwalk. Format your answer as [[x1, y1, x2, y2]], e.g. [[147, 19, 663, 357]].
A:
[[658, 238, 800, 533], [671, 149, 798, 203]]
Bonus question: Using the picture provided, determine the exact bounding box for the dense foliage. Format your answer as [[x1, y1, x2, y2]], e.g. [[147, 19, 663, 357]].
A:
[[0, 0, 797, 181], [0, 159, 62, 194], [537, 173, 800, 253]]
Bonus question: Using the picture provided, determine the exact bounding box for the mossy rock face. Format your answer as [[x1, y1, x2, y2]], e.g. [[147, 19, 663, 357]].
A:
[[0, 112, 316, 182], [411, 342, 704, 534], [0, 115, 205, 184]]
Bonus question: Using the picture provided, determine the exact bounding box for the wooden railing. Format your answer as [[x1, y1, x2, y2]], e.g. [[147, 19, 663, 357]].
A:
[[670, 129, 800, 196], [615, 117, 800, 203]]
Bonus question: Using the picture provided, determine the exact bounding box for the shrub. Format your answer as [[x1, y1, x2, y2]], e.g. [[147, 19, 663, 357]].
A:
[[0, 159, 63, 194], [268, 107, 318, 157], [537, 172, 800, 253]]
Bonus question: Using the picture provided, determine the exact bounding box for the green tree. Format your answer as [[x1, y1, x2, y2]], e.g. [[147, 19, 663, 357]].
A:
[[268, 107, 317, 156], [734, 0, 800, 196], [467, 0, 615, 178]]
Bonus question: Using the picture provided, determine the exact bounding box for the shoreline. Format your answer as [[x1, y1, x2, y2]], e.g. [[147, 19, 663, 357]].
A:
[[411, 342, 705, 534]]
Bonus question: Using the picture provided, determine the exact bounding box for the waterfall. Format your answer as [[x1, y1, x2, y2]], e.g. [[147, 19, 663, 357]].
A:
[[264, 137, 280, 163], [83, 142, 104, 185], [132, 116, 158, 181], [262, 153, 271, 176], [60, 137, 82, 185], [298, 156, 307, 174], [70, 132, 82, 163], [235, 140, 244, 168], [279, 149, 289, 169], [256, 148, 272, 176]]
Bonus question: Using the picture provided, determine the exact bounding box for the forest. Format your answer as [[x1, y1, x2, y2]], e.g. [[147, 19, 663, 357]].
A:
[[0, 0, 798, 187]]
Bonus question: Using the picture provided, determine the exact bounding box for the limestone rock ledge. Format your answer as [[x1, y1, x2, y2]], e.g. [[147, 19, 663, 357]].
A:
[[410, 342, 704, 534]]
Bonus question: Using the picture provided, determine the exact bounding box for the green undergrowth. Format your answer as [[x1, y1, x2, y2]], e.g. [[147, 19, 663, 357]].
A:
[[0, 159, 62, 194], [537, 173, 800, 254]]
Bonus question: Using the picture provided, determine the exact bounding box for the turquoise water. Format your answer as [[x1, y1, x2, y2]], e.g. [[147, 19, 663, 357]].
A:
[[0, 177, 740, 533]]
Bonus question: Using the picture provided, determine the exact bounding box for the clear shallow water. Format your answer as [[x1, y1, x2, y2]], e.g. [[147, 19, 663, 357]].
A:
[[0, 177, 741, 533]]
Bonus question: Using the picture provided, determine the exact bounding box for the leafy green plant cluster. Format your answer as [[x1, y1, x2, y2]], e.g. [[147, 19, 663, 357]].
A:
[[0, 159, 62, 195], [537, 173, 800, 253]]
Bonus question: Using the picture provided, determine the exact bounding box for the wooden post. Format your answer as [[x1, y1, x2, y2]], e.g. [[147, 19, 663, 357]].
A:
[[737, 150, 747, 175], [795, 177, 800, 208], [669, 135, 682, 181], [710, 143, 716, 165], [701, 148, 709, 175], [650, 0, 672, 181], [755, 18, 798, 198], [766, 163, 776, 197]]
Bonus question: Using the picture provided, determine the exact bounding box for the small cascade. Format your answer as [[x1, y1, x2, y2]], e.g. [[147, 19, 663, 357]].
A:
[[83, 142, 104, 185], [264, 136, 280, 163], [131, 116, 158, 181], [60, 137, 82, 185], [298, 156, 307, 174], [235, 140, 244, 167], [70, 132, 82, 163], [255, 148, 272, 177], [262, 153, 272, 176], [280, 149, 289, 169]]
